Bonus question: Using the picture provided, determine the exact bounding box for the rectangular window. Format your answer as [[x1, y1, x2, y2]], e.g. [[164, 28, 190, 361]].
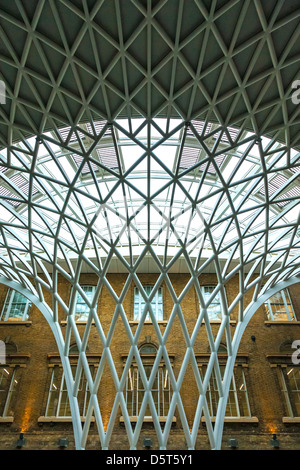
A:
[[45, 365, 94, 418], [74, 285, 96, 321], [279, 367, 300, 417], [265, 288, 296, 321], [201, 286, 222, 321], [200, 365, 251, 418], [0, 366, 20, 417], [125, 365, 171, 418], [0, 289, 31, 321], [134, 285, 163, 321]]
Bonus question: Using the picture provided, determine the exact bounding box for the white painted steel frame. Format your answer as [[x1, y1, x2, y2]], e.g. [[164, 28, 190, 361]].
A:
[[0, 115, 298, 450], [0, 0, 299, 450]]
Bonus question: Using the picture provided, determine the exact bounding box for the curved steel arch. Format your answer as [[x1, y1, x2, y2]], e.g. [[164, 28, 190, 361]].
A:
[[0, 276, 84, 449], [213, 275, 300, 450], [0, 0, 299, 451], [0, 115, 298, 449]]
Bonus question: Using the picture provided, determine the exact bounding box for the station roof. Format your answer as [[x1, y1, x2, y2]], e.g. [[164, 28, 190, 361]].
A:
[[0, 0, 299, 286]]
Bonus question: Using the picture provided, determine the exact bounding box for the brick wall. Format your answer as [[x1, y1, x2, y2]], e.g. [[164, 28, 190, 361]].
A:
[[0, 273, 300, 450]]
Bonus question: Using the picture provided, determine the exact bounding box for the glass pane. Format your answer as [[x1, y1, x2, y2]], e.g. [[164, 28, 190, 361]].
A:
[[235, 367, 250, 417], [144, 365, 152, 380], [1, 290, 12, 320], [58, 390, 71, 417], [209, 371, 220, 416], [75, 286, 95, 321], [46, 367, 62, 416], [5, 368, 20, 417], [162, 368, 171, 416], [287, 367, 300, 417], [0, 368, 11, 416], [78, 365, 94, 416], [202, 286, 222, 321], [294, 392, 300, 416], [265, 289, 295, 321], [127, 390, 133, 416], [134, 286, 163, 321], [1, 290, 30, 321], [226, 390, 238, 417]]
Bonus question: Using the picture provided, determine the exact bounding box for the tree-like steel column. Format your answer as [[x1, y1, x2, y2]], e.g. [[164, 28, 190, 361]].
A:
[[0, 117, 298, 449]]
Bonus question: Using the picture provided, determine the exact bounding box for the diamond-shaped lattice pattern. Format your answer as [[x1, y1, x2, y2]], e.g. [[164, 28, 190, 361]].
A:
[[0, 0, 299, 451], [0, 116, 298, 449], [1, 0, 300, 147]]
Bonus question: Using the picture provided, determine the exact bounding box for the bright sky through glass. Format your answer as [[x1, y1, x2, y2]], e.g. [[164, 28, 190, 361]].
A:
[[0, 118, 298, 267]]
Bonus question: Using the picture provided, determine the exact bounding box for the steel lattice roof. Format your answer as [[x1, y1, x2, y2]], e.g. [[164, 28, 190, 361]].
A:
[[0, 0, 299, 451], [0, 0, 300, 146]]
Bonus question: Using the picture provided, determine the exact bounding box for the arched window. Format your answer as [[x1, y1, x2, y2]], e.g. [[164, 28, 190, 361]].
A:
[[139, 344, 157, 354], [69, 343, 79, 354], [279, 340, 294, 353], [3, 340, 17, 354]]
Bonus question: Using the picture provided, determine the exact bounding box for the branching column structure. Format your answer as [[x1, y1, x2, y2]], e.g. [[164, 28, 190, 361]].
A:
[[0, 0, 299, 451], [0, 117, 298, 449]]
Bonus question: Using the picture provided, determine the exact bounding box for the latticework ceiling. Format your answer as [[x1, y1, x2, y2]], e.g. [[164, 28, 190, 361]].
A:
[[0, 0, 300, 146], [0, 0, 299, 451]]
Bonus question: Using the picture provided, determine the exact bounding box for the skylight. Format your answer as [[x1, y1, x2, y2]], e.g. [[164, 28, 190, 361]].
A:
[[0, 118, 298, 275]]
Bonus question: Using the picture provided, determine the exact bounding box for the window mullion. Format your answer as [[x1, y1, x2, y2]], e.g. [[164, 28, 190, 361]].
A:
[[57, 371, 65, 417], [22, 299, 30, 321], [2, 368, 15, 417], [5, 290, 14, 321], [280, 367, 294, 417], [282, 290, 292, 321], [267, 299, 274, 321], [231, 373, 240, 418], [242, 368, 251, 417], [45, 368, 55, 416]]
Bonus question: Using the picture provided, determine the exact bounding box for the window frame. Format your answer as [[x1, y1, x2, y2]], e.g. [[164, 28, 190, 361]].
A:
[[74, 285, 97, 322], [265, 288, 296, 321], [123, 344, 175, 422], [199, 364, 251, 419], [196, 352, 257, 423], [0, 289, 31, 322], [133, 285, 163, 322], [38, 353, 101, 424], [0, 365, 21, 419], [45, 364, 95, 418], [125, 363, 171, 419], [200, 285, 223, 322], [278, 366, 300, 418]]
